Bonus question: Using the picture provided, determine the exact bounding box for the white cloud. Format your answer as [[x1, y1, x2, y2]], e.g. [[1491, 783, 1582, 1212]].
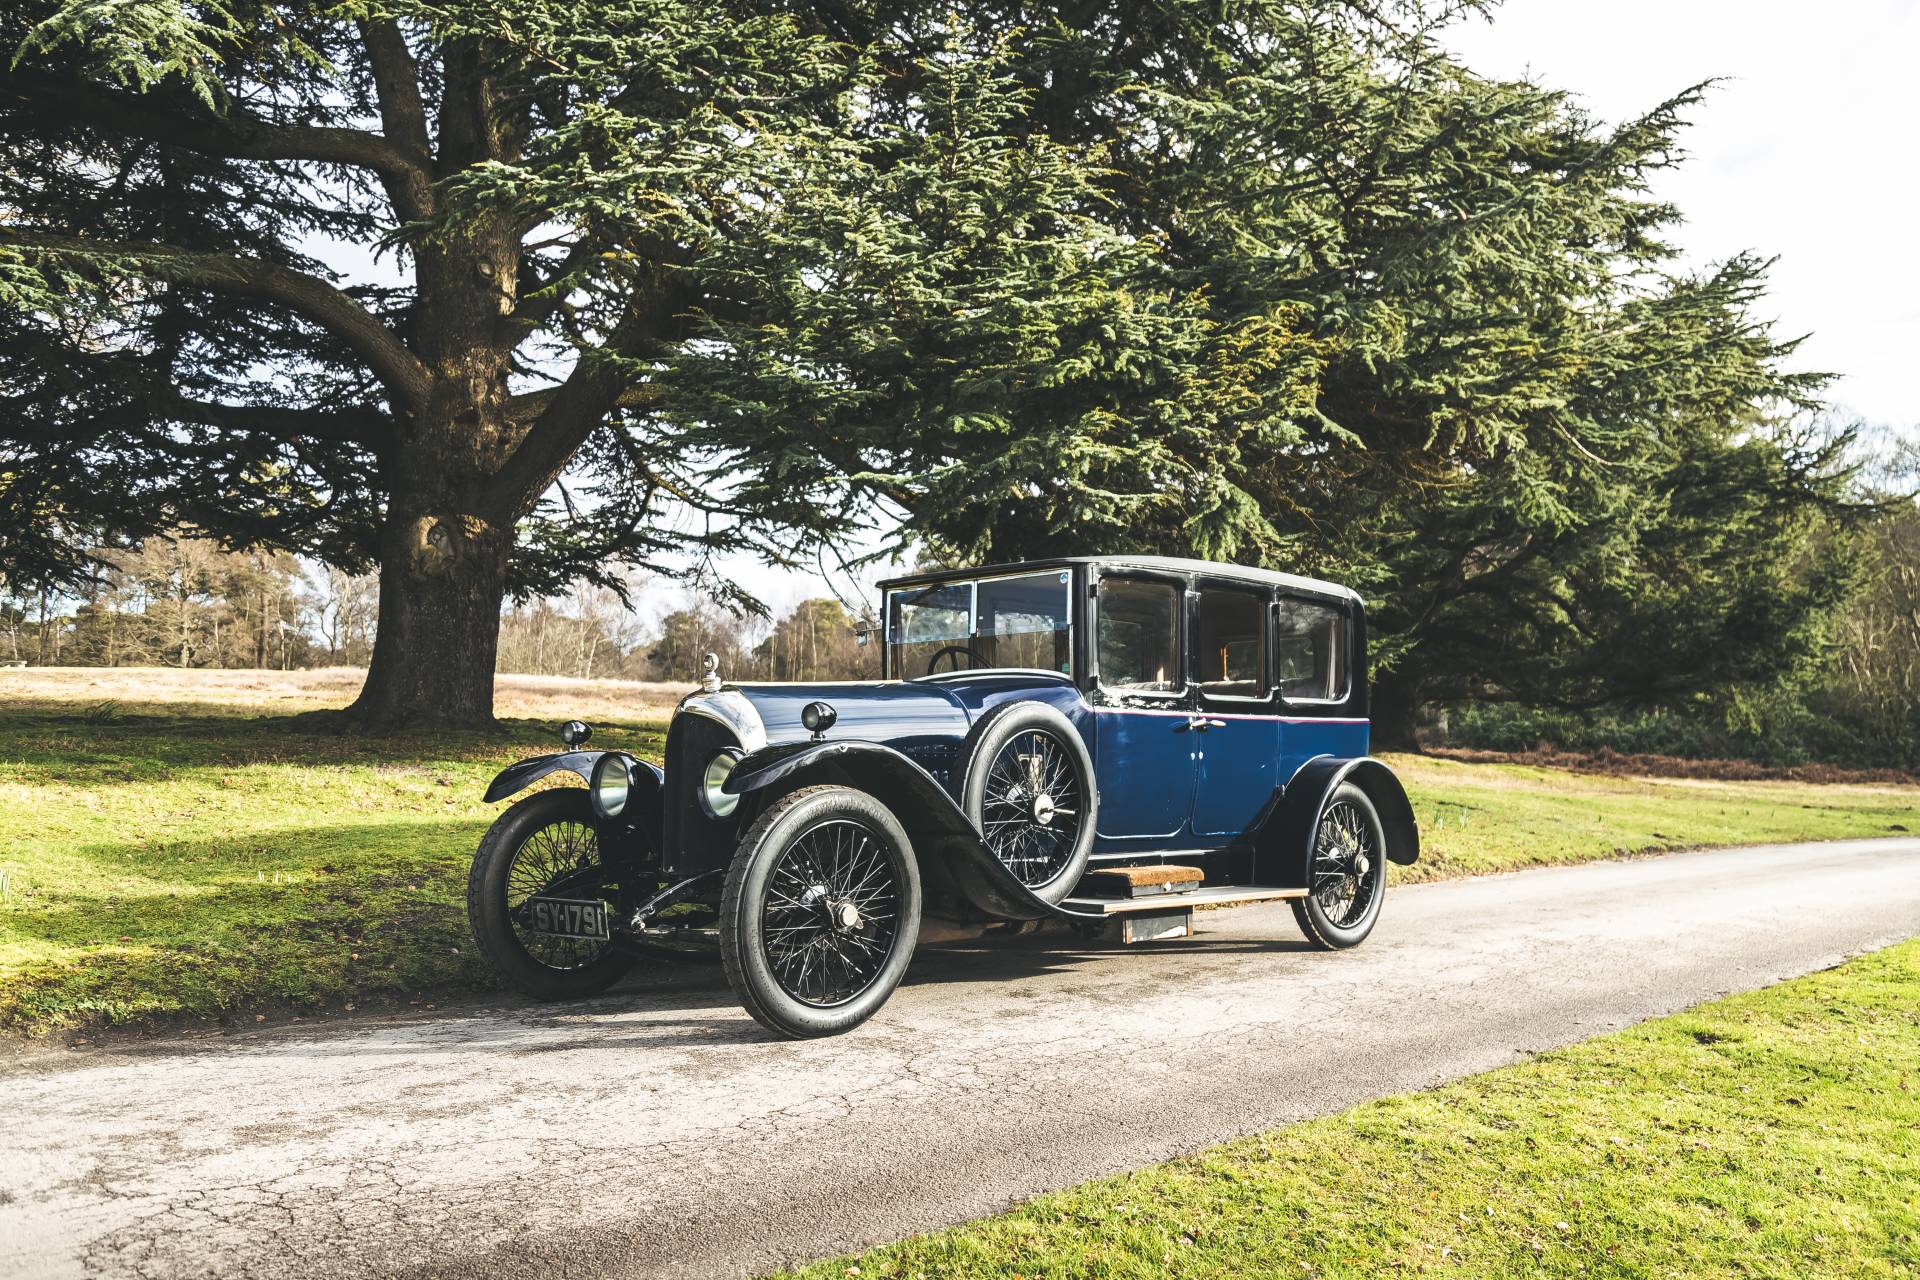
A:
[[1442, 0, 1920, 435]]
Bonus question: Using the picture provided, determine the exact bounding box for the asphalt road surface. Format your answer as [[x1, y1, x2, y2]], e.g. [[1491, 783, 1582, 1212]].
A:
[[6, 837, 1918, 1280]]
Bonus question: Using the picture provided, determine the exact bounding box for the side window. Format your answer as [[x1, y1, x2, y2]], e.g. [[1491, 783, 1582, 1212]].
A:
[[1195, 587, 1269, 698], [1097, 578, 1181, 693], [1275, 596, 1349, 702], [975, 571, 1072, 673], [888, 582, 971, 675]]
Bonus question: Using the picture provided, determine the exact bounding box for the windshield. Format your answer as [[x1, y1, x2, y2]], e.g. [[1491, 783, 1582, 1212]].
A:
[[886, 570, 1073, 677]]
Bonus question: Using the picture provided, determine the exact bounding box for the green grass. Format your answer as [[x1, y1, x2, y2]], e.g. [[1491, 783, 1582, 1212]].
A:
[[785, 939, 1920, 1279], [0, 705, 1911, 1032], [0, 707, 663, 1030], [1391, 754, 1918, 882]]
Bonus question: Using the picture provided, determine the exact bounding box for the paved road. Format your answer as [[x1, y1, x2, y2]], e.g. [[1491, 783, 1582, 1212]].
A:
[[5, 838, 1918, 1280]]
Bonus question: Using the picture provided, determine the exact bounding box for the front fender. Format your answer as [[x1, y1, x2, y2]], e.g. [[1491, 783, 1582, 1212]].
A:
[[483, 750, 665, 806], [483, 750, 605, 803], [485, 750, 666, 860], [728, 740, 1104, 924], [1254, 755, 1420, 889]]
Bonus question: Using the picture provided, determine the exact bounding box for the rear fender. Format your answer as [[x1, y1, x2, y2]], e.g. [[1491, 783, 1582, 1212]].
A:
[[1254, 755, 1420, 889], [728, 741, 1101, 924]]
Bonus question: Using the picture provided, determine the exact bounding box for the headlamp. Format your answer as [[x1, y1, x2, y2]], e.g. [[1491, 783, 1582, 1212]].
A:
[[590, 753, 632, 820]]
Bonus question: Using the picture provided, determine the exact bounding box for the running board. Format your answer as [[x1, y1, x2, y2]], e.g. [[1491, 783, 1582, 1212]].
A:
[[1061, 884, 1306, 916]]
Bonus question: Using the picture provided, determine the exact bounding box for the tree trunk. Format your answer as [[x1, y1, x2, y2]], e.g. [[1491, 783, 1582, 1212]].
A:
[[347, 508, 511, 730], [1368, 670, 1424, 753], [346, 192, 552, 731]]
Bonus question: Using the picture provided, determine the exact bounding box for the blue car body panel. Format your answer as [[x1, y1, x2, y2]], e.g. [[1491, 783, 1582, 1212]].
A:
[[1091, 707, 1194, 844]]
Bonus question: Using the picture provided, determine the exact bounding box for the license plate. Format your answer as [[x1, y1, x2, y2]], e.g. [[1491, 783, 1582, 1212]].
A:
[[525, 897, 610, 940]]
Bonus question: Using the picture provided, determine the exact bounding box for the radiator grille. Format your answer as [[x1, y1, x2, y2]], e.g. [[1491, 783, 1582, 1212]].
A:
[[661, 712, 742, 875]]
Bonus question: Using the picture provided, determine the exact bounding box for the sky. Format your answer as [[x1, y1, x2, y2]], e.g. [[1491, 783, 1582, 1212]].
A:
[[714, 0, 1920, 609], [1442, 0, 1919, 434]]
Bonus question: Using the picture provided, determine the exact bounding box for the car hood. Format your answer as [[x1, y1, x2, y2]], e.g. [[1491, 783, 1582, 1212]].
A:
[[730, 681, 974, 746]]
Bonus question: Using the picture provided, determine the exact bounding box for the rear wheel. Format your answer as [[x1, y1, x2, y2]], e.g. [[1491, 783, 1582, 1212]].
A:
[[720, 786, 922, 1038], [467, 789, 636, 999], [1291, 783, 1387, 949]]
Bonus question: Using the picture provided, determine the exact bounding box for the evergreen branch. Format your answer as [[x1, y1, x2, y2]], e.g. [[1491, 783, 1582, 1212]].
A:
[[488, 279, 701, 515], [486, 348, 662, 517], [508, 239, 602, 334], [164, 396, 392, 450], [0, 229, 431, 411], [1, 71, 435, 220]]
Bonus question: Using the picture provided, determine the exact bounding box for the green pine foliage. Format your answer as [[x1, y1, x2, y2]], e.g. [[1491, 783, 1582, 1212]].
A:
[[0, 1, 1873, 726]]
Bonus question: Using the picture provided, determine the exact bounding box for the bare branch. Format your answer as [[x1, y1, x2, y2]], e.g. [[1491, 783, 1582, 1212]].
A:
[[486, 356, 660, 516], [356, 18, 432, 157], [2, 229, 431, 410], [509, 239, 601, 334]]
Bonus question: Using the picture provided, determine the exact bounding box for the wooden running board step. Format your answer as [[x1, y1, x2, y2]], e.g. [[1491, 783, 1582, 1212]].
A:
[[1080, 863, 1204, 898], [1064, 880, 1307, 916]]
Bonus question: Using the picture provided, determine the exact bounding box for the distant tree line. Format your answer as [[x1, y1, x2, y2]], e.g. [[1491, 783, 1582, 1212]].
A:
[[0, 532, 876, 684], [495, 586, 873, 683], [0, 538, 361, 669], [1450, 457, 1920, 768], [4, 511, 1912, 764]]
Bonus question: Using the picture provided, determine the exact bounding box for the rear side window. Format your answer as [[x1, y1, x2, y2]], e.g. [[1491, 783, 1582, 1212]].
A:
[[1275, 596, 1349, 702], [1195, 587, 1268, 698], [1098, 578, 1181, 693]]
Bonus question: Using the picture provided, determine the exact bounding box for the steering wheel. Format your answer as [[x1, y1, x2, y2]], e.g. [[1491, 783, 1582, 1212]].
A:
[[926, 644, 988, 675]]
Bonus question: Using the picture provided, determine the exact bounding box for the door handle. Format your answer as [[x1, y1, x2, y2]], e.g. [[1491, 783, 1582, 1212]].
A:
[[1181, 716, 1226, 732]]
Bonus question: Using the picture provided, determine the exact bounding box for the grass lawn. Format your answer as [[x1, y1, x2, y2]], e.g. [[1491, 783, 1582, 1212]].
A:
[[0, 703, 664, 1030], [0, 682, 1913, 1032], [1390, 753, 1917, 882], [785, 939, 1920, 1279]]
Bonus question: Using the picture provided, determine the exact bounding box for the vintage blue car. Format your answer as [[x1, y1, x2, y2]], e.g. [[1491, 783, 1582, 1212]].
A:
[[466, 556, 1420, 1037]]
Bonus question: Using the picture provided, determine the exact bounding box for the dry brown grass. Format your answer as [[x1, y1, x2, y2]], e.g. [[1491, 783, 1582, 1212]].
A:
[[0, 666, 692, 726]]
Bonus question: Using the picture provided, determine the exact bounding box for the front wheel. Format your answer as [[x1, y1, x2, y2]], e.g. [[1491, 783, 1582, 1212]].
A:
[[720, 786, 921, 1038], [1291, 782, 1387, 949], [467, 789, 637, 999]]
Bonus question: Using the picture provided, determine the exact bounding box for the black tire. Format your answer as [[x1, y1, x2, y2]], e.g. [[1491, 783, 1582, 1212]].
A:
[[720, 786, 922, 1039], [960, 702, 1097, 904], [1291, 782, 1387, 949], [467, 788, 637, 1000]]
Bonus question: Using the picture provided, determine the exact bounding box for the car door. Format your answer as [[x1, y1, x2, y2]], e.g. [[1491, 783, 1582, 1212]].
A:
[[1089, 573, 1196, 845], [1189, 580, 1281, 839]]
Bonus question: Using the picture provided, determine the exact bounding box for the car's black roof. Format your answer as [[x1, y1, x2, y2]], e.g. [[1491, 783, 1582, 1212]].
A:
[[876, 555, 1359, 602]]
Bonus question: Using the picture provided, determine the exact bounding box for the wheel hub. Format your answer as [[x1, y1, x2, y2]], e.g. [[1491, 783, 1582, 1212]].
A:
[[1030, 792, 1057, 827], [806, 884, 864, 933]]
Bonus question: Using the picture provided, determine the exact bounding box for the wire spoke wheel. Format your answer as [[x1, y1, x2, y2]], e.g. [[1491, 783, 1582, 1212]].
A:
[[761, 819, 903, 1008], [504, 818, 616, 971], [980, 728, 1084, 888], [1310, 799, 1380, 930]]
